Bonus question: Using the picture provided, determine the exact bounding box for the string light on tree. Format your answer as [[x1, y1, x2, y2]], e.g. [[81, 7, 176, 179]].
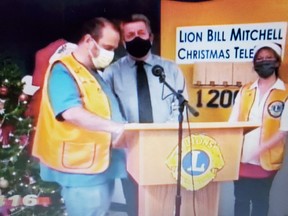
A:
[[0, 58, 65, 215], [0, 177, 9, 189]]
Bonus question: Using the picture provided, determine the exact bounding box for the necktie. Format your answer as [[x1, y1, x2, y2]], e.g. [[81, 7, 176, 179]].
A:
[[136, 61, 153, 123]]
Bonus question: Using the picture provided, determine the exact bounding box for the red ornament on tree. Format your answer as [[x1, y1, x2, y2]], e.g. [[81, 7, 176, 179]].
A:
[[0, 86, 8, 96], [1, 124, 14, 148], [19, 93, 28, 102], [19, 134, 29, 146]]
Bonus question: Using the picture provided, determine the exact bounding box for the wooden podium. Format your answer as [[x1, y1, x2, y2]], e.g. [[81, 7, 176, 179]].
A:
[[124, 122, 259, 216]]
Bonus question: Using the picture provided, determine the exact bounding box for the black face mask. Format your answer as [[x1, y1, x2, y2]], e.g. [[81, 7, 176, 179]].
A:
[[125, 37, 152, 58], [254, 60, 278, 78]]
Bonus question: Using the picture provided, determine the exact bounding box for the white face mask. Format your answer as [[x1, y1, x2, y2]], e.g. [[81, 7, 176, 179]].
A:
[[90, 40, 114, 69]]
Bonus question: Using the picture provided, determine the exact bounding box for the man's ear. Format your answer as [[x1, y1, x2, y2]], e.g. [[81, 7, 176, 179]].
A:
[[84, 34, 91, 42], [83, 34, 94, 48]]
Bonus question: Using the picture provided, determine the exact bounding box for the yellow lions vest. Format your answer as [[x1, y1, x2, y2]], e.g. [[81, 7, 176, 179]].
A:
[[238, 82, 288, 171], [32, 55, 111, 174]]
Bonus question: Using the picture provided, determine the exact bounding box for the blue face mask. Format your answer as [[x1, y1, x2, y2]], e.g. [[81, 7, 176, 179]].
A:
[[125, 37, 152, 58], [254, 60, 278, 78]]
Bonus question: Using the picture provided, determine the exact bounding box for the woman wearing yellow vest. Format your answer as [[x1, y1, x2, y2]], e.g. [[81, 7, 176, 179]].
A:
[[32, 17, 127, 216], [229, 42, 288, 216]]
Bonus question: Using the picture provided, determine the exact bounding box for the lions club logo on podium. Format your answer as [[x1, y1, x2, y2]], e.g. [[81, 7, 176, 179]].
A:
[[165, 134, 224, 191]]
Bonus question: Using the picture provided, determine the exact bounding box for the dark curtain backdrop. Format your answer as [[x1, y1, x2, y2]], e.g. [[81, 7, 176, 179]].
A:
[[0, 0, 160, 75]]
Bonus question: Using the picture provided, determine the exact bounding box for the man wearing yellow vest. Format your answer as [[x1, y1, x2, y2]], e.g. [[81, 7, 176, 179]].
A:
[[32, 17, 127, 216]]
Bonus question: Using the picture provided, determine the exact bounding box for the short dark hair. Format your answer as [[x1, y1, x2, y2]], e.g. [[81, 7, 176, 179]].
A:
[[78, 17, 119, 42], [120, 14, 152, 35]]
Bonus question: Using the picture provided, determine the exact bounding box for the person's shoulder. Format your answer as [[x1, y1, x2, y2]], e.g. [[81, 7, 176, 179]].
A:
[[151, 54, 181, 75], [152, 54, 172, 63], [152, 54, 178, 67], [51, 61, 66, 70], [107, 56, 128, 69], [240, 82, 255, 92], [277, 78, 288, 91], [49, 61, 71, 77], [114, 55, 129, 65], [104, 56, 128, 73]]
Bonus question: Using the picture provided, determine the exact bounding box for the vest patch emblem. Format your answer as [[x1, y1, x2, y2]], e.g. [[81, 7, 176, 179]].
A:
[[165, 134, 224, 191], [267, 100, 284, 118]]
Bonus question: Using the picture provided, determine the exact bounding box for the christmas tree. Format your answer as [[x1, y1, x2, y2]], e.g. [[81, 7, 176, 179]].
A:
[[0, 58, 65, 216]]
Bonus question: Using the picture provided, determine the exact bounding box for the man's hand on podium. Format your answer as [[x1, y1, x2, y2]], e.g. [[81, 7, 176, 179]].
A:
[[112, 124, 126, 148]]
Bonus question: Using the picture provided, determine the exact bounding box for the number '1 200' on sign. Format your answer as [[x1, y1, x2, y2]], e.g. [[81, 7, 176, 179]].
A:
[[196, 89, 239, 108]]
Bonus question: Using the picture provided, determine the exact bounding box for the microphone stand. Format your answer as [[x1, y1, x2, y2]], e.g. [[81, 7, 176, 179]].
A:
[[157, 75, 198, 216]]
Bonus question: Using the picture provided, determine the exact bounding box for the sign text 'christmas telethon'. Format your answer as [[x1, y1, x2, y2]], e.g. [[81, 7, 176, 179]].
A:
[[176, 22, 287, 64]]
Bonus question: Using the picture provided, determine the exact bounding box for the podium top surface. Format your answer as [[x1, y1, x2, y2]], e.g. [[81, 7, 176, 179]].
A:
[[124, 121, 260, 133]]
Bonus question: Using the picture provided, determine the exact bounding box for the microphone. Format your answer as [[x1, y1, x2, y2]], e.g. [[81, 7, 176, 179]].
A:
[[151, 64, 199, 117], [152, 65, 165, 78]]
